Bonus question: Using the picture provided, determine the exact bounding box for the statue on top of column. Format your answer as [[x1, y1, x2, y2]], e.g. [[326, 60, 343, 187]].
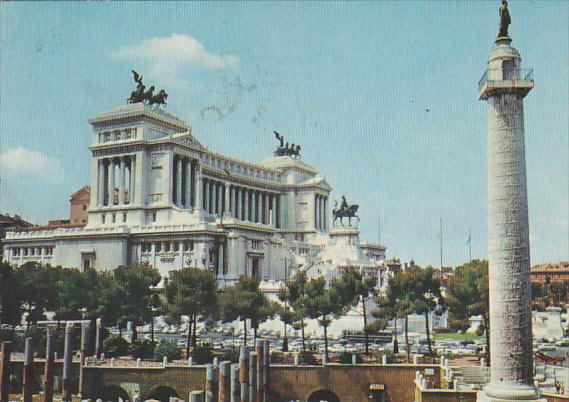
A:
[[498, 0, 511, 38], [273, 131, 301, 158]]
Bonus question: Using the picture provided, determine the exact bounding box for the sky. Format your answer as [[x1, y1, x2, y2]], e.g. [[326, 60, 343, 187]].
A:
[[0, 1, 568, 268]]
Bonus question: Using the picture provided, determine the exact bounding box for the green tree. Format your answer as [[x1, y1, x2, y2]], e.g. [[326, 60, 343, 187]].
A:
[[220, 275, 272, 346], [0, 262, 22, 329], [113, 263, 161, 342], [277, 304, 296, 352], [378, 268, 419, 360], [165, 267, 218, 356], [302, 277, 344, 360], [54, 267, 102, 322], [447, 260, 489, 363], [92, 271, 126, 335], [333, 268, 378, 355], [15, 263, 59, 328], [409, 266, 444, 356], [278, 271, 309, 351]]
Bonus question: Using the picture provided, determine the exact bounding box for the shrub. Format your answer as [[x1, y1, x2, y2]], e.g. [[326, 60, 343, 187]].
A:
[[153, 339, 181, 362], [191, 342, 214, 364], [131, 340, 155, 359], [103, 335, 130, 358], [338, 351, 363, 364], [298, 351, 317, 365]]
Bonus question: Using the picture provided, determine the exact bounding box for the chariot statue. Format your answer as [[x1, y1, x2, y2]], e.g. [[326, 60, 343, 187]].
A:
[[127, 70, 168, 107], [332, 195, 360, 227], [274, 131, 301, 158]]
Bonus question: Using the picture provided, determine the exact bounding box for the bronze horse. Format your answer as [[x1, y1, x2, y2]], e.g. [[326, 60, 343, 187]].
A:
[[332, 204, 360, 227], [149, 90, 168, 107]]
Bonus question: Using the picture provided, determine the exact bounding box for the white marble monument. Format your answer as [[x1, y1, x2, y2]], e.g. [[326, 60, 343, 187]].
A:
[[477, 10, 544, 402]]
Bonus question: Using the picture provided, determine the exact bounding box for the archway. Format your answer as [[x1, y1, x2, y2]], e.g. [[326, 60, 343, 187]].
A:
[[308, 389, 340, 402], [101, 385, 130, 402], [146, 386, 180, 402]]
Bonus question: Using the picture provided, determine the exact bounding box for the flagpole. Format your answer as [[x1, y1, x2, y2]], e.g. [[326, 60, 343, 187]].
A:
[[468, 227, 472, 264], [439, 218, 443, 269]]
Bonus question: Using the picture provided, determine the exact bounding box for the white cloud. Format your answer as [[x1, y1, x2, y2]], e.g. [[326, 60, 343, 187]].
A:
[[0, 147, 64, 183], [113, 34, 239, 75]]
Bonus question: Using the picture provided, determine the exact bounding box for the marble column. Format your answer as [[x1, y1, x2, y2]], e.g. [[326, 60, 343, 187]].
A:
[[271, 195, 276, 228], [204, 180, 210, 214], [119, 157, 126, 205], [98, 159, 105, 206], [230, 186, 235, 217], [236, 187, 242, 220], [44, 328, 54, 402], [218, 182, 223, 215], [219, 243, 225, 276], [264, 193, 269, 225], [23, 337, 33, 402], [244, 189, 250, 222], [224, 184, 231, 218], [195, 163, 203, 211], [210, 181, 215, 214], [479, 35, 541, 402], [186, 159, 192, 208], [176, 156, 183, 207], [128, 156, 135, 204], [275, 195, 281, 229], [62, 323, 73, 401], [108, 159, 115, 205], [251, 191, 257, 223], [320, 196, 324, 230], [0, 341, 11, 402], [323, 197, 328, 231]]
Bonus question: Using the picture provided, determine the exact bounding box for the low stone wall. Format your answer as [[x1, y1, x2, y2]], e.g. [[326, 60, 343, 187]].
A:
[[544, 394, 569, 402]]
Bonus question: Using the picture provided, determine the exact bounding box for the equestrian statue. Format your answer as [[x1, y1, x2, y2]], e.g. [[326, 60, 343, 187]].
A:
[[274, 131, 301, 158], [332, 195, 360, 227], [127, 70, 168, 107]]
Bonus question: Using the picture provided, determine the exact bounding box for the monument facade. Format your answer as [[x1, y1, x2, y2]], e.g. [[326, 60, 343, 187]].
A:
[[3, 102, 386, 287]]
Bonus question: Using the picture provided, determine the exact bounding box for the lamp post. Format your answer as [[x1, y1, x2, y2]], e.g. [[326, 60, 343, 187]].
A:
[[150, 305, 158, 343]]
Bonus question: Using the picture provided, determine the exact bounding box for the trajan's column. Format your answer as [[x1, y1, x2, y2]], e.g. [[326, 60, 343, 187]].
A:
[[478, 2, 544, 402]]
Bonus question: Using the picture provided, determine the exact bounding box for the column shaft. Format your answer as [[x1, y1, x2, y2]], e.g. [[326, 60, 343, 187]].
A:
[[244, 189, 250, 221], [119, 157, 126, 205], [271, 195, 276, 228], [186, 159, 192, 208], [236, 188, 241, 220], [176, 156, 183, 207], [251, 192, 257, 223], [98, 159, 105, 206], [108, 159, 115, 205]]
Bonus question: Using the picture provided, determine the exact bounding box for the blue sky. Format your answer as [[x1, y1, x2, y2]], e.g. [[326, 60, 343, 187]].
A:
[[1, 2, 567, 267]]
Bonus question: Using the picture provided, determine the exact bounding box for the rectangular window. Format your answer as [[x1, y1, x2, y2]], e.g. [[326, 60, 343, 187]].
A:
[[102, 214, 106, 224], [155, 242, 162, 253]]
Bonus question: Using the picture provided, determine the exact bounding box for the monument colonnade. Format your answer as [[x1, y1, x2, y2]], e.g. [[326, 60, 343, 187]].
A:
[[315, 193, 328, 232], [173, 154, 283, 228], [95, 155, 136, 207]]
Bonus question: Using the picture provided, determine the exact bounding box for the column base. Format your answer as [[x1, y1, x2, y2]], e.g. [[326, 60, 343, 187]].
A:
[[193, 208, 205, 221], [478, 384, 546, 402]]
